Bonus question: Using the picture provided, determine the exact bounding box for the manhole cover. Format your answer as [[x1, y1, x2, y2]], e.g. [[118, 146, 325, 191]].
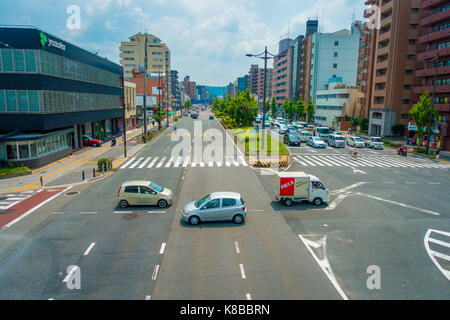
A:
[[0, 209, 14, 215], [122, 213, 138, 220], [65, 191, 80, 196]]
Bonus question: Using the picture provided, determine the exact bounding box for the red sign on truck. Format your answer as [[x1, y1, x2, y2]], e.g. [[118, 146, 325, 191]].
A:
[[280, 178, 295, 197]]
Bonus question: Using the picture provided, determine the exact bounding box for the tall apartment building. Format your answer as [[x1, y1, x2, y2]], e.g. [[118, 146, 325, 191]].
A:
[[237, 75, 249, 92], [248, 64, 273, 101], [414, 0, 450, 151], [306, 20, 319, 38], [171, 70, 181, 109], [183, 76, 197, 100], [310, 24, 361, 105], [291, 35, 305, 103], [273, 38, 294, 106], [300, 34, 314, 102], [355, 21, 371, 118], [364, 0, 424, 137]]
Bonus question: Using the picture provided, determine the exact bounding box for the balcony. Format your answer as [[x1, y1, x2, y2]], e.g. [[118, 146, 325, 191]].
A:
[[419, 27, 450, 44], [435, 103, 450, 113], [418, 46, 450, 60], [414, 84, 450, 94], [376, 60, 389, 70], [420, 7, 450, 26], [415, 65, 450, 78], [422, 0, 448, 10], [378, 30, 391, 42]]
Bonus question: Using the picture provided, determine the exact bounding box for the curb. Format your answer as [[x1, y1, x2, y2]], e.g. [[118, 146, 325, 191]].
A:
[[0, 170, 32, 180]]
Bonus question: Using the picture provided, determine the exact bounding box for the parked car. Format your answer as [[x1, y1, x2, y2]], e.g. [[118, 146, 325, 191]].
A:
[[365, 137, 384, 150], [299, 130, 312, 142], [327, 134, 346, 148], [307, 136, 326, 148], [287, 128, 299, 135], [347, 136, 365, 148], [284, 134, 301, 146], [192, 113, 198, 119], [183, 112, 189, 117], [181, 192, 247, 225], [117, 181, 173, 209], [82, 135, 103, 147], [255, 117, 262, 123], [278, 125, 288, 134], [305, 125, 315, 131], [209, 115, 214, 119]]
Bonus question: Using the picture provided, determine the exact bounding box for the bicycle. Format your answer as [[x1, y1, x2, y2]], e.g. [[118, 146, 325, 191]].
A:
[[347, 150, 360, 160]]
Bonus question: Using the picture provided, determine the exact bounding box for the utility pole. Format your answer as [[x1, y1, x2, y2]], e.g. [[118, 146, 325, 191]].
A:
[[166, 73, 170, 127], [122, 76, 127, 158], [427, 57, 438, 154], [143, 31, 148, 135], [158, 71, 162, 130], [263, 46, 268, 129]]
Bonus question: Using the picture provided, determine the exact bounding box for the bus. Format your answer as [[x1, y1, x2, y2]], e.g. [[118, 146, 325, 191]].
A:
[[314, 127, 333, 142]]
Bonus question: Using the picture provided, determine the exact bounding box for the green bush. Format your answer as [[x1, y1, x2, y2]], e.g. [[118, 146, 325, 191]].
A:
[[8, 161, 14, 169], [383, 140, 402, 148], [391, 124, 405, 136], [416, 147, 428, 154], [97, 158, 112, 171], [174, 117, 179, 122]]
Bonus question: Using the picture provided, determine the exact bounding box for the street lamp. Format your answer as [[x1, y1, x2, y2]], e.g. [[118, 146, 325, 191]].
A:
[[246, 47, 286, 129], [418, 55, 439, 154]]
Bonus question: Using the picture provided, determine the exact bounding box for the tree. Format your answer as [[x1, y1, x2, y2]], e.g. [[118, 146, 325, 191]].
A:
[[409, 92, 437, 139], [282, 99, 294, 120], [294, 97, 305, 121], [360, 117, 369, 131], [269, 98, 277, 117], [306, 97, 316, 124], [184, 100, 192, 111]]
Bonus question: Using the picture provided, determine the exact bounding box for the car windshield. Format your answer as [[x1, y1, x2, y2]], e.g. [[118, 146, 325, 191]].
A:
[[335, 136, 345, 141], [302, 132, 311, 136], [149, 182, 163, 192], [195, 194, 211, 208], [373, 138, 382, 142], [313, 137, 322, 141], [354, 138, 363, 142], [83, 136, 93, 140], [289, 135, 299, 140]]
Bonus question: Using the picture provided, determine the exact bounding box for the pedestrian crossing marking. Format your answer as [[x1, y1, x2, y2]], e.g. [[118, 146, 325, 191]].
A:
[[120, 156, 249, 169], [156, 157, 166, 168], [148, 157, 158, 168]]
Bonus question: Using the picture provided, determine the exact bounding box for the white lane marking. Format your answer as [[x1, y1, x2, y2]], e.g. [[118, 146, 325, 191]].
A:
[[121, 157, 136, 169], [428, 237, 450, 248], [311, 156, 334, 166], [165, 156, 175, 168], [246, 293, 252, 300], [325, 194, 351, 210], [336, 155, 366, 167], [238, 156, 248, 166], [48, 298, 54, 300], [429, 182, 441, 185], [83, 242, 96, 256], [145, 295, 151, 300], [299, 235, 349, 300], [139, 157, 152, 168], [151, 265, 160, 280], [52, 212, 64, 215], [225, 158, 231, 166], [303, 156, 326, 166], [239, 264, 247, 279], [208, 162, 213, 167], [114, 211, 132, 214], [156, 157, 166, 168], [296, 156, 317, 166], [130, 157, 144, 169], [191, 162, 197, 167], [332, 182, 369, 194], [383, 182, 394, 184], [63, 265, 78, 283], [200, 162, 205, 167], [249, 209, 264, 212], [234, 241, 240, 254], [159, 243, 166, 255], [147, 157, 159, 168], [424, 229, 450, 280], [79, 212, 98, 215], [322, 156, 346, 167], [217, 162, 222, 167], [1, 187, 71, 230], [352, 167, 367, 175], [293, 156, 308, 166], [405, 182, 417, 184], [232, 157, 240, 166], [356, 193, 440, 216], [148, 211, 166, 214]]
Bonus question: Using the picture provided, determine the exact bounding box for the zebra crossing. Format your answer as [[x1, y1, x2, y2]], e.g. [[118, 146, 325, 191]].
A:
[[0, 190, 39, 210], [293, 155, 450, 169], [120, 155, 248, 169]]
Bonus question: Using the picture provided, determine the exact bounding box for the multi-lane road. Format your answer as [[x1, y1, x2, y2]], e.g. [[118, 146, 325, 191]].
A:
[[0, 110, 448, 300]]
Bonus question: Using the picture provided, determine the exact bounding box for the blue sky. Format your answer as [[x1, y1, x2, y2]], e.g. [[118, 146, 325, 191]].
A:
[[0, 0, 365, 86]]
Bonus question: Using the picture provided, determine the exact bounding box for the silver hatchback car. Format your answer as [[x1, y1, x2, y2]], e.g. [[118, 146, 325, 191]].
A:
[[182, 192, 247, 225]]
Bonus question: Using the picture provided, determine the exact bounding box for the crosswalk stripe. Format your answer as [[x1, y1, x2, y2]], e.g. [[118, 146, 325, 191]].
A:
[[165, 156, 174, 168], [192, 162, 197, 167], [130, 157, 144, 169], [304, 156, 326, 166], [334, 156, 360, 167], [148, 157, 158, 168], [174, 157, 183, 168], [156, 157, 166, 168], [294, 157, 308, 166], [183, 156, 190, 167], [200, 162, 205, 167], [217, 162, 222, 167], [139, 157, 152, 168], [305, 156, 331, 166], [356, 158, 385, 167], [225, 159, 231, 166], [121, 157, 136, 169], [322, 156, 346, 166], [379, 157, 415, 168], [297, 156, 317, 166], [208, 162, 214, 167]]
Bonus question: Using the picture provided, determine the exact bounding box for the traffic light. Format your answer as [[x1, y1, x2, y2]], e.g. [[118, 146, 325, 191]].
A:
[[153, 107, 157, 112], [244, 107, 248, 111]]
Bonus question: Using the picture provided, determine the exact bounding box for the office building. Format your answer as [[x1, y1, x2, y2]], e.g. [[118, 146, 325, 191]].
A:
[[0, 26, 124, 168], [124, 81, 137, 130], [273, 38, 294, 106]]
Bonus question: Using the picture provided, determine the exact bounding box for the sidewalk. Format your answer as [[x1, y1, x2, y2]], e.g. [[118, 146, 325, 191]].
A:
[[0, 113, 181, 193]]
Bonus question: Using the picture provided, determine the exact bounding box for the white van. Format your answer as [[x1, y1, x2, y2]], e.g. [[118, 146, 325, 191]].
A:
[[274, 172, 330, 206], [299, 130, 312, 142], [314, 127, 333, 142], [328, 134, 346, 148]]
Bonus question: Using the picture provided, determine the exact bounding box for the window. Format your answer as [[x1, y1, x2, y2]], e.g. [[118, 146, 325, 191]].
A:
[[25, 50, 37, 72], [411, 8, 419, 14], [407, 54, 415, 60], [333, 63, 337, 69], [1, 49, 13, 71], [18, 142, 29, 159], [333, 52, 338, 57], [204, 199, 220, 209], [401, 113, 409, 119], [14, 50, 25, 72], [6, 90, 17, 112], [402, 99, 410, 104], [125, 186, 139, 193], [18, 91, 28, 112], [140, 186, 155, 194], [404, 84, 411, 90], [406, 70, 413, 75], [0, 90, 5, 112], [334, 41, 339, 46], [408, 39, 416, 45], [222, 199, 237, 207], [6, 143, 17, 160], [410, 24, 418, 29], [374, 97, 385, 104]]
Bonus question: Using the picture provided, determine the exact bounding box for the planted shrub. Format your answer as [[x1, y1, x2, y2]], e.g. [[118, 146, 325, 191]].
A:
[[97, 158, 112, 171]]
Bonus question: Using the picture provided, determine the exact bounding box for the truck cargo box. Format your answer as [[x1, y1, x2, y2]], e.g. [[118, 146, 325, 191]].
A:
[[274, 172, 310, 198]]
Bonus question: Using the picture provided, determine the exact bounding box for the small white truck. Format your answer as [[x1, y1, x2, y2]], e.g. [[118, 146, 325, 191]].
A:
[[364, 137, 384, 150], [274, 172, 330, 206]]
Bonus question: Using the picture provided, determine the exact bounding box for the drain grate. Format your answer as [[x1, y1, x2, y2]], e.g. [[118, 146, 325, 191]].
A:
[[65, 191, 80, 196]]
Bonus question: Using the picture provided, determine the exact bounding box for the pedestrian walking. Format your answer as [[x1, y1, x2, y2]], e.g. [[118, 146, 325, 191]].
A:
[[435, 148, 440, 161]]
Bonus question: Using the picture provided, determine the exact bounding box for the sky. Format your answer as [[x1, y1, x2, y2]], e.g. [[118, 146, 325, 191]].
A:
[[0, 0, 366, 86]]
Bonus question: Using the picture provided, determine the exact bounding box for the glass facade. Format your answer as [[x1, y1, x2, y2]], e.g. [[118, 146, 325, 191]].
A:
[[0, 89, 119, 113], [0, 49, 119, 87], [4, 132, 71, 161]]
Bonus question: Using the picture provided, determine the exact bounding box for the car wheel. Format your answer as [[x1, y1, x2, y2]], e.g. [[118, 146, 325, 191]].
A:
[[233, 214, 244, 224], [284, 199, 293, 207], [158, 199, 168, 208], [93, 143, 98, 147], [189, 216, 200, 225], [119, 200, 129, 208], [313, 198, 322, 206]]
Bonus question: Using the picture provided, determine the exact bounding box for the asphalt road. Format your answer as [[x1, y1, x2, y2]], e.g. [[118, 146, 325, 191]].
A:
[[0, 111, 341, 300]]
